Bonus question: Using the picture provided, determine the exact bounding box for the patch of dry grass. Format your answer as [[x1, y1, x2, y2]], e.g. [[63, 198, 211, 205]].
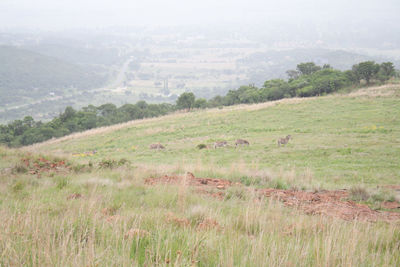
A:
[[1, 148, 400, 266], [1, 176, 399, 266]]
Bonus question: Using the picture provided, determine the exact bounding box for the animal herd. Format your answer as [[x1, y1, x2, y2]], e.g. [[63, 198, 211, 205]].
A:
[[149, 135, 292, 150]]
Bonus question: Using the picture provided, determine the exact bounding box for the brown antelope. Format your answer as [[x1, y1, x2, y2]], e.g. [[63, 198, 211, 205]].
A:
[[235, 139, 249, 148], [277, 135, 292, 146], [214, 141, 228, 149], [149, 143, 165, 150]]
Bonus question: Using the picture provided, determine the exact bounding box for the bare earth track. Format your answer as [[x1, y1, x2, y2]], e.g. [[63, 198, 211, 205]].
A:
[[145, 172, 400, 223]]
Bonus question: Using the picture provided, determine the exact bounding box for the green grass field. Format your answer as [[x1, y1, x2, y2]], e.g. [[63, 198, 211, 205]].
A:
[[1, 84, 400, 266], [33, 85, 400, 188]]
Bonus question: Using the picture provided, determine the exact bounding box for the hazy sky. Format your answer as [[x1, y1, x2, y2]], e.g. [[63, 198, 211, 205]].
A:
[[0, 0, 399, 30]]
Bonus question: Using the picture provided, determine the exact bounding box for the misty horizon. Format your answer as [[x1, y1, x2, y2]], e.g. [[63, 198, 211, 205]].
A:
[[1, 0, 399, 30], [1, 0, 399, 123]]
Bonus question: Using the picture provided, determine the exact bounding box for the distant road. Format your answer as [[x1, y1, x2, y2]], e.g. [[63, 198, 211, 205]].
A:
[[108, 56, 134, 89]]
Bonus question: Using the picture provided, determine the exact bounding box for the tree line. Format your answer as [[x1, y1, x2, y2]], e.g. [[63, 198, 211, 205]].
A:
[[0, 61, 397, 147]]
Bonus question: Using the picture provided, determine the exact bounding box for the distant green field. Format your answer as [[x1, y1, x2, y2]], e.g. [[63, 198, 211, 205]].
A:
[[33, 85, 400, 189]]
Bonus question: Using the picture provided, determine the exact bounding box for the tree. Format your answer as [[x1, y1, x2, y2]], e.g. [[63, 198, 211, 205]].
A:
[[78, 112, 98, 130], [377, 62, 395, 82], [352, 61, 380, 85], [261, 79, 290, 100], [237, 86, 260, 103], [98, 103, 117, 117], [263, 79, 287, 89], [23, 116, 35, 128], [225, 89, 240, 105], [136, 100, 148, 110], [344, 70, 359, 85], [286, 69, 300, 80], [60, 106, 76, 122], [194, 98, 207, 109], [310, 69, 346, 95], [119, 104, 141, 120], [323, 64, 332, 69], [176, 92, 195, 111], [208, 95, 223, 108], [296, 62, 321, 76]]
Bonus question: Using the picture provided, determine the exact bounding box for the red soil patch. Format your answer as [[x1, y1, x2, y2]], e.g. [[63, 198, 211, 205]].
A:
[[381, 201, 400, 209], [145, 172, 239, 189], [258, 188, 400, 222], [21, 156, 70, 177], [146, 172, 400, 222], [383, 185, 400, 191], [195, 188, 226, 200]]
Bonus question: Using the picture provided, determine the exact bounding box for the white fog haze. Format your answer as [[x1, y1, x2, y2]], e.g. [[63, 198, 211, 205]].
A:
[[0, 0, 399, 122], [0, 0, 399, 29]]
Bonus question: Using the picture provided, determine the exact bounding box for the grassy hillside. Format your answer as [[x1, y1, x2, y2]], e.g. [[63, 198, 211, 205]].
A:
[[32, 84, 400, 188], [1, 85, 400, 266], [0, 46, 108, 105]]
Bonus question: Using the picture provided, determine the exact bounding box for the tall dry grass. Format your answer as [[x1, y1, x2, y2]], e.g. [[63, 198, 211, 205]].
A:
[[0, 150, 399, 266], [1, 179, 399, 266]]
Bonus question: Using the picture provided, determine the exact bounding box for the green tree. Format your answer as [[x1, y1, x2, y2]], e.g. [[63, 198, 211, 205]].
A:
[[78, 112, 97, 130], [208, 95, 224, 108], [286, 69, 300, 80], [60, 106, 76, 122], [237, 85, 260, 103], [23, 116, 35, 128], [309, 69, 346, 95], [261, 79, 290, 100], [119, 104, 141, 120], [176, 92, 195, 110], [352, 61, 380, 85], [296, 62, 321, 76], [344, 70, 359, 85], [377, 62, 395, 82], [323, 64, 332, 69], [98, 103, 117, 117], [194, 98, 207, 109]]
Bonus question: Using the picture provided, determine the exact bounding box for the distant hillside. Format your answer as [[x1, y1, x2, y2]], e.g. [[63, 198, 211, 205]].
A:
[[239, 48, 400, 85], [0, 45, 108, 106], [24, 43, 122, 66]]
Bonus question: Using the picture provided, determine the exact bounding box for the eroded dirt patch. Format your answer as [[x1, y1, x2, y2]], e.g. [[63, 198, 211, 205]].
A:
[[383, 185, 400, 191], [381, 201, 400, 210], [145, 172, 400, 222], [145, 172, 239, 189], [258, 188, 400, 222], [20, 156, 70, 176]]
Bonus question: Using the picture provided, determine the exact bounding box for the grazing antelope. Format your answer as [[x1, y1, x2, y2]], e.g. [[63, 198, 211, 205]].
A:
[[235, 139, 249, 148], [214, 141, 228, 149], [277, 135, 292, 146], [149, 143, 165, 150]]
